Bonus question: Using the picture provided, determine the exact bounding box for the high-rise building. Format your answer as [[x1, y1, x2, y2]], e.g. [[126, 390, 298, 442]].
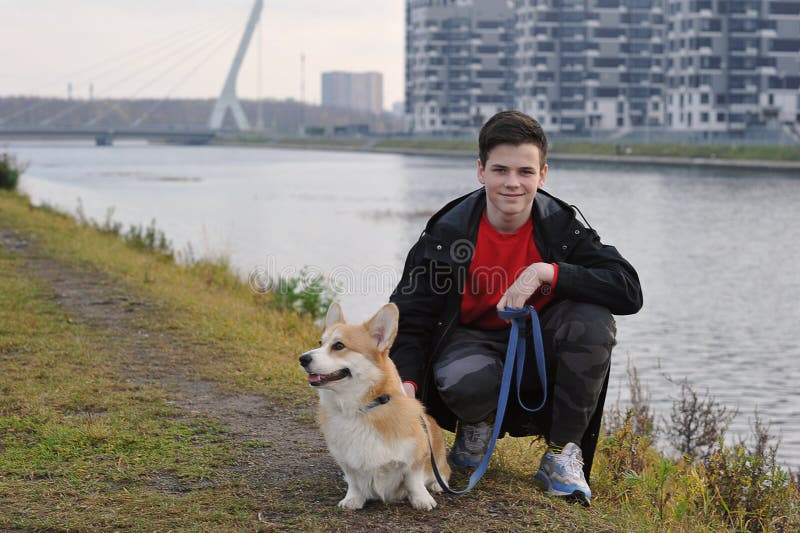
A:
[[406, 0, 800, 135], [515, 0, 665, 133], [321, 71, 384, 114], [664, 0, 800, 133], [405, 0, 515, 134]]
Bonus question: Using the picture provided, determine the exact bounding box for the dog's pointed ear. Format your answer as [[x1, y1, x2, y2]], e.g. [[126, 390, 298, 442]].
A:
[[324, 302, 344, 330], [366, 303, 399, 351]]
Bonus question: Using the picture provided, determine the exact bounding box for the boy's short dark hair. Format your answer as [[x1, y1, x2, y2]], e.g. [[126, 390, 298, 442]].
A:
[[478, 110, 548, 169]]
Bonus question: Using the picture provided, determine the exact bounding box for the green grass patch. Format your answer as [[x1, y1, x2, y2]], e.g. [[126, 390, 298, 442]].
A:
[[373, 138, 800, 162], [0, 247, 254, 530]]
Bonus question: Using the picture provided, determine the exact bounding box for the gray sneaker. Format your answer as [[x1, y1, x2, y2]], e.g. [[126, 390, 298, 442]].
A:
[[533, 442, 591, 506], [448, 418, 494, 468]]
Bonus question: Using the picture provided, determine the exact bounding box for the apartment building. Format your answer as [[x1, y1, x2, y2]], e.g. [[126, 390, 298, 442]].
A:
[[405, 0, 515, 134], [515, 0, 665, 133], [406, 0, 800, 135], [665, 0, 800, 132], [321, 71, 384, 115]]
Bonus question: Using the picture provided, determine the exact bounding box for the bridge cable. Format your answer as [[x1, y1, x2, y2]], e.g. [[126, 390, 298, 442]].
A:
[[86, 19, 243, 127], [40, 19, 239, 127], [130, 24, 245, 128], [0, 16, 229, 124]]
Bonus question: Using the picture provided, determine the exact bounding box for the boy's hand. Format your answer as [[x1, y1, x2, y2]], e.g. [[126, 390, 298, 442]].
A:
[[497, 263, 554, 311], [402, 382, 417, 398]]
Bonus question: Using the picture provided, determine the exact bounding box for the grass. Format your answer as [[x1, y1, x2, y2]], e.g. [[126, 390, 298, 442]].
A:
[[213, 135, 800, 162], [373, 138, 800, 162], [1, 188, 798, 531], [0, 244, 251, 530]]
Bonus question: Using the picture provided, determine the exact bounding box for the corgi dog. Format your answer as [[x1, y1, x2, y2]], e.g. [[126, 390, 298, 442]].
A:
[[299, 302, 451, 510]]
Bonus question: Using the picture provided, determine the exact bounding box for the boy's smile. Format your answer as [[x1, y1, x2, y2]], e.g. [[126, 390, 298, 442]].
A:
[[477, 142, 548, 233]]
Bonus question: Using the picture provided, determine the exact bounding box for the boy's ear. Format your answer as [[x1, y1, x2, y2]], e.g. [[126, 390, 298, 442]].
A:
[[365, 303, 399, 351], [477, 158, 486, 184], [538, 163, 548, 188], [324, 302, 344, 330]]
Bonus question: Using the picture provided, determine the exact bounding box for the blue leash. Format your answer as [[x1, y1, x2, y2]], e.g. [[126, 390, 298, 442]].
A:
[[423, 305, 548, 495]]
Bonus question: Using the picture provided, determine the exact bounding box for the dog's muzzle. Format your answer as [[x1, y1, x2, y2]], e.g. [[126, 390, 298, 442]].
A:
[[299, 352, 351, 386]]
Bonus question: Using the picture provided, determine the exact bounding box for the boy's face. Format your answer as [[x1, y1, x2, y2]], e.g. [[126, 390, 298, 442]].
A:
[[477, 142, 548, 223]]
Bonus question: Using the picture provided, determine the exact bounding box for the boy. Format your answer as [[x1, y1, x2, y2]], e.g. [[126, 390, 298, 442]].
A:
[[389, 111, 642, 505]]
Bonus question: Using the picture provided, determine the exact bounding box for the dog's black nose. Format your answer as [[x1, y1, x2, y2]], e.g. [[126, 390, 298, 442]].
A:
[[299, 353, 312, 368]]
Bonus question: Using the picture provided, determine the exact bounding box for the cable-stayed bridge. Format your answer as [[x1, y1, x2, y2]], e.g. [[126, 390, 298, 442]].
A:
[[0, 1, 263, 146]]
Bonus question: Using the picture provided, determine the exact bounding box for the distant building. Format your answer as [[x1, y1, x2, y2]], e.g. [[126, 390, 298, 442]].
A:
[[405, 0, 514, 134], [392, 101, 405, 117], [321, 71, 384, 115], [664, 0, 800, 133], [515, 0, 665, 134], [405, 0, 800, 136]]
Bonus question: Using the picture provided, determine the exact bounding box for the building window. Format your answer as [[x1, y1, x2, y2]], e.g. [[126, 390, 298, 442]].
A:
[[700, 93, 709, 104], [717, 112, 726, 122], [700, 112, 709, 123]]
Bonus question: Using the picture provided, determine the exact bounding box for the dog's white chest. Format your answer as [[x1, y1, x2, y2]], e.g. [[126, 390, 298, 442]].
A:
[[323, 411, 415, 471]]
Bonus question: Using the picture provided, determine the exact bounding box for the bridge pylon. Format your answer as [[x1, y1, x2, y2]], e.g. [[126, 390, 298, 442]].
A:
[[208, 0, 263, 131]]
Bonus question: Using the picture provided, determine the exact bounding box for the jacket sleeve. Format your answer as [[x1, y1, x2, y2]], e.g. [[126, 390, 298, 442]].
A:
[[554, 227, 643, 315], [389, 235, 448, 389]]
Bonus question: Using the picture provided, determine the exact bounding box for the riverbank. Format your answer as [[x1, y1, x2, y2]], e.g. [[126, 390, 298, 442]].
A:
[[214, 136, 800, 173], [1, 189, 797, 531]]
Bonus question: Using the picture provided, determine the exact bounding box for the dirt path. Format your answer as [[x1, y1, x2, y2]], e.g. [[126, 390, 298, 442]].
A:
[[1, 228, 511, 532]]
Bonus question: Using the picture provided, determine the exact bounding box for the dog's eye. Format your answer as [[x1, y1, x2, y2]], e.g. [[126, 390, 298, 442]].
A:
[[332, 341, 345, 351], [318, 340, 322, 347]]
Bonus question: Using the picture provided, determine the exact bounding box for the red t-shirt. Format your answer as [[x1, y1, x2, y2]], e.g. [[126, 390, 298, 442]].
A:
[[460, 210, 559, 329]]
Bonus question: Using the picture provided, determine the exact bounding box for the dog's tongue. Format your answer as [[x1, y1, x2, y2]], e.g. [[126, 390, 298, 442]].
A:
[[308, 374, 324, 384]]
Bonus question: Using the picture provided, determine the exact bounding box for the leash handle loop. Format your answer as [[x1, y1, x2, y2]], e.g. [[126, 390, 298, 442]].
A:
[[427, 305, 547, 495]]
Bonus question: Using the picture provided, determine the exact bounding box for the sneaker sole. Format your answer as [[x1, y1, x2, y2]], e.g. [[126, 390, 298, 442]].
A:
[[447, 452, 482, 469], [533, 472, 591, 507]]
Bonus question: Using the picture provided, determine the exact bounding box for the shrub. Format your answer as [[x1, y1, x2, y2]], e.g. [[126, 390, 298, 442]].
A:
[[124, 219, 172, 256], [702, 414, 800, 531], [666, 377, 736, 460], [269, 267, 337, 320], [0, 153, 25, 190]]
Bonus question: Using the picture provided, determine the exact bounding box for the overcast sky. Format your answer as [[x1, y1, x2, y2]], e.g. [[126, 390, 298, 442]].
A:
[[1, 0, 405, 110]]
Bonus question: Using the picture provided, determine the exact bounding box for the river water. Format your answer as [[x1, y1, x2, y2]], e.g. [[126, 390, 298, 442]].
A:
[[6, 140, 800, 467]]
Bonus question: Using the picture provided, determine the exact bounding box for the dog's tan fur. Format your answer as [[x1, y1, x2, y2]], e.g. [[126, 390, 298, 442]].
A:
[[301, 303, 450, 510]]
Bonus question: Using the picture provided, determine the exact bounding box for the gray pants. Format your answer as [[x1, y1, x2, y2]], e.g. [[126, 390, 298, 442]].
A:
[[432, 300, 616, 445]]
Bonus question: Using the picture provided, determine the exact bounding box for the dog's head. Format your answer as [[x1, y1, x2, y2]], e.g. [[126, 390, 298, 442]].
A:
[[298, 302, 399, 390]]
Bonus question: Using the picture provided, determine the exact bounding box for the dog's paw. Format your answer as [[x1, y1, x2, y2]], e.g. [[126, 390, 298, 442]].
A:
[[410, 493, 437, 511], [337, 496, 365, 510], [427, 480, 444, 493]]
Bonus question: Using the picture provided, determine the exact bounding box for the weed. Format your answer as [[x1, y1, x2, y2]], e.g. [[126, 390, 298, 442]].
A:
[[124, 219, 172, 256], [270, 267, 337, 320], [605, 359, 655, 443], [702, 414, 800, 531], [0, 153, 25, 190], [666, 377, 736, 460]]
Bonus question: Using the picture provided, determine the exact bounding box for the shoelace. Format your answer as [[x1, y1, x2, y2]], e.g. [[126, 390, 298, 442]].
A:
[[555, 449, 585, 478]]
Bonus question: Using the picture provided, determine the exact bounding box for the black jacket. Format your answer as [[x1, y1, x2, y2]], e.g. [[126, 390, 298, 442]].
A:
[[389, 186, 643, 429]]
